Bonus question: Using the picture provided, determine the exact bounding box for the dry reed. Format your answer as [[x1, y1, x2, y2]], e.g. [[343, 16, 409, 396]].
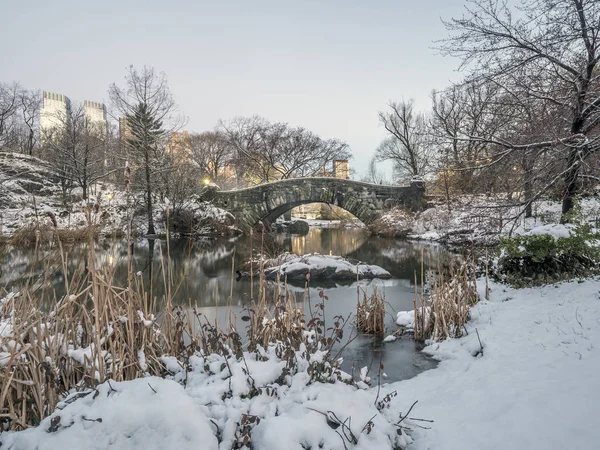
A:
[[413, 257, 479, 341], [356, 285, 386, 336], [10, 224, 100, 248], [0, 230, 353, 431]]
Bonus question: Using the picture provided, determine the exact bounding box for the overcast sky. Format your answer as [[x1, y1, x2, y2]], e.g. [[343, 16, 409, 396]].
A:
[[2, 0, 467, 178]]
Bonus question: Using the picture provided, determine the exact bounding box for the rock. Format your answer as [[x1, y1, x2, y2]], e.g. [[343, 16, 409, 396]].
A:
[[289, 220, 309, 235], [263, 253, 392, 281]]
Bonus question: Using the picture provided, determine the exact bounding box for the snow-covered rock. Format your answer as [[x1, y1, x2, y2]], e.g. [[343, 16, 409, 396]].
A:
[[263, 253, 392, 281]]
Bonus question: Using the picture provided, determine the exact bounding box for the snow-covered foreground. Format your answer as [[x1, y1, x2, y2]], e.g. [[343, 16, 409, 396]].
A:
[[3, 279, 600, 449], [391, 278, 600, 449]]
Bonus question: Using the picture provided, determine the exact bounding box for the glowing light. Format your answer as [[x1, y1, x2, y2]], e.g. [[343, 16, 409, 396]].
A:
[[108, 255, 114, 265], [107, 193, 113, 201], [203, 178, 211, 185]]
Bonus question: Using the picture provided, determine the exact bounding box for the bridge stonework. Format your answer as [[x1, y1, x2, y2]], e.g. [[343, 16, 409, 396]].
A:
[[202, 177, 425, 230]]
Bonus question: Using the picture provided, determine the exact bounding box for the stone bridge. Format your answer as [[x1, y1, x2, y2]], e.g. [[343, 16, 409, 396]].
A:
[[202, 177, 426, 230]]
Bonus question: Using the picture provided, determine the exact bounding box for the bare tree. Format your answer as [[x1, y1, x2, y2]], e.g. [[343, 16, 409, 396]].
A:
[[439, 0, 600, 219], [0, 82, 20, 150], [219, 116, 351, 184], [275, 127, 351, 179], [189, 131, 234, 186], [109, 66, 182, 235], [17, 89, 41, 156], [42, 102, 109, 201], [431, 82, 509, 195], [217, 116, 266, 184], [363, 155, 392, 184], [376, 100, 434, 181]]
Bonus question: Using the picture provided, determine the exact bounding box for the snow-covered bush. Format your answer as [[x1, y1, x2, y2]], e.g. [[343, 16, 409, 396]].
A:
[[496, 218, 600, 285], [163, 199, 240, 237]]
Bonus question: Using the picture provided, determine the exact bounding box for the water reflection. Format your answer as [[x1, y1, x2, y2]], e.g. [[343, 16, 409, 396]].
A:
[[0, 227, 456, 382], [282, 227, 370, 256]]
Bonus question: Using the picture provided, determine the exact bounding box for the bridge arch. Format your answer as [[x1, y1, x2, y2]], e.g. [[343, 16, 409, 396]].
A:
[[202, 177, 425, 231]]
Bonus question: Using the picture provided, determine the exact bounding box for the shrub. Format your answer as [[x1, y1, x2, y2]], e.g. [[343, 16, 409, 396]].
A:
[[496, 221, 600, 285]]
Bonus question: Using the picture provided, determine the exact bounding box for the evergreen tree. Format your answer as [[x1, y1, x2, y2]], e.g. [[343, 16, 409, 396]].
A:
[[125, 102, 166, 235]]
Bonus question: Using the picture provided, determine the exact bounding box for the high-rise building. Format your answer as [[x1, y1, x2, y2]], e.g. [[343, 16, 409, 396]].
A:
[[167, 130, 192, 160], [40, 91, 71, 142], [83, 100, 107, 137]]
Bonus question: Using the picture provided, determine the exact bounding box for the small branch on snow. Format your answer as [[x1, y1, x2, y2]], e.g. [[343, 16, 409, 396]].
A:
[[475, 328, 484, 356], [575, 307, 583, 329]]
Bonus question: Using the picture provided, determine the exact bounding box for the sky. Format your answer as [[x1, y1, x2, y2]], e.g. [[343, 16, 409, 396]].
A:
[[2, 0, 467, 178]]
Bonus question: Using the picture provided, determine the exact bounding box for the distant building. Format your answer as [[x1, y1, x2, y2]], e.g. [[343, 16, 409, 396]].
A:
[[167, 131, 192, 160], [83, 100, 107, 137], [40, 91, 71, 142], [333, 160, 350, 179], [318, 160, 350, 179], [119, 116, 132, 142]]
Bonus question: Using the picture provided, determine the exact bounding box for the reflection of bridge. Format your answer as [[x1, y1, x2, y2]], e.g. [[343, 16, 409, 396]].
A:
[[202, 177, 426, 230]]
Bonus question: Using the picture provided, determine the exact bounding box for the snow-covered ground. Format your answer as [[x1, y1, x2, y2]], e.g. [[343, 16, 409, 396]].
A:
[[387, 278, 600, 449], [3, 278, 600, 449], [371, 195, 600, 245], [0, 152, 238, 238]]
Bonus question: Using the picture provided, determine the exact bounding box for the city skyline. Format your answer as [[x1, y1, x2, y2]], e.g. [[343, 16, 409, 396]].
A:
[[40, 91, 108, 140], [2, 0, 467, 178]]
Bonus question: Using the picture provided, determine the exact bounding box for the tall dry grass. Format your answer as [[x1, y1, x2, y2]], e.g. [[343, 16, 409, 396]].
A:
[[413, 256, 479, 341], [356, 286, 386, 336], [10, 224, 100, 248], [0, 244, 171, 429], [0, 229, 353, 430]]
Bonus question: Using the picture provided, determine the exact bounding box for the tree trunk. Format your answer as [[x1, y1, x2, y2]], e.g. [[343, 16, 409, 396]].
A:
[[561, 150, 581, 222], [145, 151, 155, 235], [523, 154, 533, 218], [147, 238, 154, 305]]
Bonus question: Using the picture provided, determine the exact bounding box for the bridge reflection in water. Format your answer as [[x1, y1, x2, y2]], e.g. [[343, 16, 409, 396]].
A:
[[281, 226, 369, 257]]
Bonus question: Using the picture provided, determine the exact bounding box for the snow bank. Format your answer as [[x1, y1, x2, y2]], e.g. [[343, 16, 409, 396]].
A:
[[385, 278, 600, 449], [1, 346, 415, 450], [4, 253, 600, 449], [0, 377, 218, 450]]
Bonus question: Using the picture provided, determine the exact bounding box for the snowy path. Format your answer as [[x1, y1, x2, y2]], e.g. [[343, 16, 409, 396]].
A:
[[386, 279, 600, 450]]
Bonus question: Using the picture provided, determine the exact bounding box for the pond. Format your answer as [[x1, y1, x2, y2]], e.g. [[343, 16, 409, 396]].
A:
[[0, 226, 456, 382]]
